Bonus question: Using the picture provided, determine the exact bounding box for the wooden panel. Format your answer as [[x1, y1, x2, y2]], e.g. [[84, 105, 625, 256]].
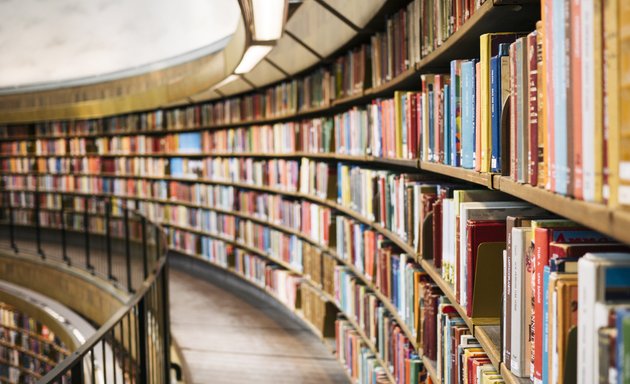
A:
[[321, 0, 387, 27], [243, 60, 286, 88], [265, 35, 320, 75], [285, 1, 356, 58]]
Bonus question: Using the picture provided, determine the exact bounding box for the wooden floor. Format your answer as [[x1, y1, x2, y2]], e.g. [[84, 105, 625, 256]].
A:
[[169, 255, 350, 384]]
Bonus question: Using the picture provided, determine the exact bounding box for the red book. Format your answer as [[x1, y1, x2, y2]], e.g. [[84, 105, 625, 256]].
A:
[[469, 357, 492, 384], [451, 325, 471, 384], [465, 220, 506, 317], [423, 286, 440, 360], [532, 227, 614, 382]]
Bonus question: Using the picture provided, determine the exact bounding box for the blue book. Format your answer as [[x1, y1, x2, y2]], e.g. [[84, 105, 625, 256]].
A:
[[552, 0, 568, 195], [542, 265, 550, 384], [461, 60, 477, 169], [392, 254, 400, 308], [450, 60, 462, 167], [444, 84, 451, 165], [490, 44, 509, 173], [177, 132, 201, 153], [170, 158, 183, 176]]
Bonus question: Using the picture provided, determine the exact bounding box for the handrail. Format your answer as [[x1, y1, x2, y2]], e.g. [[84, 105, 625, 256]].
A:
[[39, 253, 168, 383], [0, 192, 170, 384]]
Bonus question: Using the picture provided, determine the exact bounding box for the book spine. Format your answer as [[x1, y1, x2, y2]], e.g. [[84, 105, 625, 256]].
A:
[[462, 61, 475, 169], [543, 0, 555, 192], [444, 83, 451, 166], [509, 43, 517, 181], [490, 54, 501, 172], [620, 1, 630, 210], [571, 0, 584, 199], [480, 34, 491, 173], [475, 61, 482, 172], [516, 38, 526, 183], [542, 265, 551, 383], [533, 228, 551, 384], [528, 32, 539, 186], [536, 21, 546, 188]]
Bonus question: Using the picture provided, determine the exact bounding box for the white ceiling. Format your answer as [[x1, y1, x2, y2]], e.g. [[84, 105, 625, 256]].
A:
[[0, 0, 240, 89]]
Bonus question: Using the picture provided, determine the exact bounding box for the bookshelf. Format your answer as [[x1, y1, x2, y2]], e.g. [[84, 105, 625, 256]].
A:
[[2, 0, 629, 382], [0, 303, 71, 383]]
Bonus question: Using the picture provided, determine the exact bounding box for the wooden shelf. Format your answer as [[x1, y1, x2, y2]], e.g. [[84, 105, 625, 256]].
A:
[[475, 325, 501, 370], [419, 161, 496, 188], [419, 259, 473, 330], [500, 362, 530, 384], [497, 176, 627, 243]]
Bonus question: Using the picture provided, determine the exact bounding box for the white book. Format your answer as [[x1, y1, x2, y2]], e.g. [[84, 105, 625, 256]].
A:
[[577, 253, 630, 384], [580, 0, 596, 201], [442, 198, 453, 283], [510, 227, 532, 377]]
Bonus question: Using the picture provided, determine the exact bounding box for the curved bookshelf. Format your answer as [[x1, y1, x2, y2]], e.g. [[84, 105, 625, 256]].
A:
[[4, 0, 623, 383]]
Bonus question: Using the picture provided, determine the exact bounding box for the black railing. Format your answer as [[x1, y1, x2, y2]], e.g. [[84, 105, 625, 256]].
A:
[[0, 190, 170, 384]]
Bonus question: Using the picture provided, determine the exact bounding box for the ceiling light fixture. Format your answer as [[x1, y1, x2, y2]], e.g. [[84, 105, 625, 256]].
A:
[[252, 0, 287, 41], [234, 45, 273, 74]]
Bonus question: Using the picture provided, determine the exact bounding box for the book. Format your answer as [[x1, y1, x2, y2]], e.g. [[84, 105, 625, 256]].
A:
[[577, 253, 630, 384], [480, 32, 522, 173]]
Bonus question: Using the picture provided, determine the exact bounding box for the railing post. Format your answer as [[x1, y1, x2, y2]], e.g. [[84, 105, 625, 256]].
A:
[[34, 190, 44, 258], [142, 216, 148, 279], [137, 297, 149, 384], [84, 197, 94, 272], [161, 264, 171, 383], [6, 191, 18, 253], [70, 360, 84, 384], [124, 207, 133, 292], [106, 197, 115, 281], [60, 194, 69, 264], [155, 225, 161, 262]]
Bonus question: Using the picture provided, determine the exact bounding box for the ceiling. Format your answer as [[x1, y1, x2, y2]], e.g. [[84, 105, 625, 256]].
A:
[[0, 0, 241, 90]]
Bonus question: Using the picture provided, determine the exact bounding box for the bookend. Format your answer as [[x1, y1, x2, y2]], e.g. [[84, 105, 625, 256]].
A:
[[421, 212, 434, 262], [563, 326, 577, 384], [471, 242, 506, 325], [500, 95, 511, 176]]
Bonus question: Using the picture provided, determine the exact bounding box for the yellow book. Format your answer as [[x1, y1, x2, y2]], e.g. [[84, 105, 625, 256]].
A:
[[480, 33, 521, 173], [593, 0, 605, 202], [462, 347, 486, 384], [618, 0, 630, 209], [605, 0, 619, 205]]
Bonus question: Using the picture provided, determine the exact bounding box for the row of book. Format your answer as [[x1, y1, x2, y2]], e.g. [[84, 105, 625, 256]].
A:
[[0, 0, 493, 140], [0, 304, 69, 382], [1, 89, 420, 160], [415, 11, 630, 209], [9, 184, 630, 383]]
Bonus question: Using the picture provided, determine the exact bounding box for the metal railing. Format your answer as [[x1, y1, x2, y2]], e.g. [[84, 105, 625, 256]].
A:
[[0, 190, 170, 384]]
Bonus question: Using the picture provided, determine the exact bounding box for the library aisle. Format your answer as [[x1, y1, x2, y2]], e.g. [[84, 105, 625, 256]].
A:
[[169, 261, 349, 384]]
